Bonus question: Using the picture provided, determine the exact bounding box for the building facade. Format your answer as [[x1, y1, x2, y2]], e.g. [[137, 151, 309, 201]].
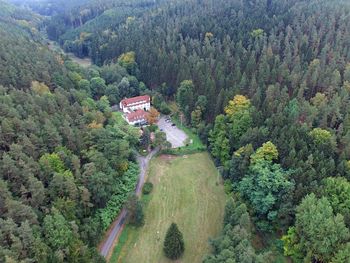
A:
[[120, 95, 151, 113], [119, 95, 151, 125], [123, 109, 149, 125]]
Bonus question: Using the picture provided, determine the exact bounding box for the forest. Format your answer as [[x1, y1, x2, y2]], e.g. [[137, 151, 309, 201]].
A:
[[0, 1, 150, 262], [2, 0, 350, 262]]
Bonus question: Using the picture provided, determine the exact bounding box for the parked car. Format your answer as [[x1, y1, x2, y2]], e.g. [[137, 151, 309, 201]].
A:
[[171, 123, 176, 127]]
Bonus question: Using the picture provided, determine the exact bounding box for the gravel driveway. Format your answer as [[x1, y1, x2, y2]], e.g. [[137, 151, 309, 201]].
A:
[[157, 116, 188, 148]]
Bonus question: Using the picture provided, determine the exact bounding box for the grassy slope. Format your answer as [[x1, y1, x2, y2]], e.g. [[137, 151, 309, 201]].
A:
[[113, 152, 226, 263]]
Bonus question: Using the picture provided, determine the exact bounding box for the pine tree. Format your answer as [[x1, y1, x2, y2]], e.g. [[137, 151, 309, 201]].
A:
[[163, 223, 185, 260]]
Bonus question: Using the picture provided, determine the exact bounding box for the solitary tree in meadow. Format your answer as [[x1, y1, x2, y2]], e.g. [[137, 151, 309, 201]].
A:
[[163, 223, 185, 260]]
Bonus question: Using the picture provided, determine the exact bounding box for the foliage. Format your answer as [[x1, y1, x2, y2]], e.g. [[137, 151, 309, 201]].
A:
[[224, 95, 251, 116], [118, 51, 138, 75], [31, 81, 51, 95], [251, 141, 279, 163], [204, 198, 270, 262], [5, 0, 350, 260], [176, 80, 194, 122], [126, 194, 145, 227], [282, 194, 350, 262], [0, 3, 144, 261], [98, 163, 139, 229], [331, 242, 350, 263], [43, 209, 73, 252], [223, 179, 233, 195], [309, 128, 332, 145], [142, 182, 153, 195], [152, 131, 171, 149], [209, 94, 253, 165], [251, 28, 264, 38], [238, 160, 294, 229], [140, 128, 151, 150], [159, 102, 171, 115], [208, 115, 230, 164], [163, 223, 185, 260], [322, 177, 350, 226], [146, 107, 160, 125]]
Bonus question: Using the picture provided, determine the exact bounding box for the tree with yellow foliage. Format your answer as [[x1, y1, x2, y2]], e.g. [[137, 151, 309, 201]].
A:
[[209, 94, 253, 164], [224, 95, 251, 116], [87, 120, 103, 129], [251, 141, 279, 163], [118, 51, 137, 75], [309, 128, 332, 145], [31, 81, 51, 95], [146, 107, 160, 125]]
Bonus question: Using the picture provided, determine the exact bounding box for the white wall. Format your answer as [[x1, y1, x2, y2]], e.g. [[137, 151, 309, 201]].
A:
[[122, 102, 150, 112]]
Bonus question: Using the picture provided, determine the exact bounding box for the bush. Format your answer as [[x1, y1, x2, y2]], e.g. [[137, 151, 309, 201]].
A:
[[126, 194, 145, 227], [160, 102, 171, 114], [224, 179, 233, 195], [142, 182, 153, 195], [148, 124, 158, 132]]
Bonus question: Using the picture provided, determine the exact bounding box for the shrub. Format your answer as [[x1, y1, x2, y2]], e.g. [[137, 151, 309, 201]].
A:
[[224, 179, 233, 195], [148, 124, 158, 132], [143, 182, 153, 195], [126, 194, 144, 227], [160, 102, 171, 114]]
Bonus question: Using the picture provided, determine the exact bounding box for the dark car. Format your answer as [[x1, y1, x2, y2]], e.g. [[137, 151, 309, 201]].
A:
[[171, 123, 176, 127]]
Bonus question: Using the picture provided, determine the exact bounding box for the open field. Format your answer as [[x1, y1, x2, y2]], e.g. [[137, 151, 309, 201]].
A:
[[112, 152, 226, 263]]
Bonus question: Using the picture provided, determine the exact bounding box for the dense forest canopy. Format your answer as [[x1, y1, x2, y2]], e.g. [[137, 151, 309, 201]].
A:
[[0, 2, 149, 262], [3, 0, 350, 262]]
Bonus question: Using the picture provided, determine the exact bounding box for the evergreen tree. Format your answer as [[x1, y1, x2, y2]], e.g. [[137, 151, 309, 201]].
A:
[[163, 223, 185, 260]]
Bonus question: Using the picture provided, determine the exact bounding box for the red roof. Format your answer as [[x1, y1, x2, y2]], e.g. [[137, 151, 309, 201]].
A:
[[126, 109, 149, 122], [121, 95, 150, 108]]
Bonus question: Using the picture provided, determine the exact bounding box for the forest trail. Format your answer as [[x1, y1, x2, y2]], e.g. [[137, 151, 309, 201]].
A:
[[99, 149, 158, 260]]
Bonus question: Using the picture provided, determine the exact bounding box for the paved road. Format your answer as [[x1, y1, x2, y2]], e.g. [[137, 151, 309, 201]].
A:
[[157, 116, 188, 148], [99, 149, 158, 258]]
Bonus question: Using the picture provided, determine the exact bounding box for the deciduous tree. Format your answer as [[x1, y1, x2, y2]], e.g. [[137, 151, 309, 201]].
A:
[[146, 107, 160, 125]]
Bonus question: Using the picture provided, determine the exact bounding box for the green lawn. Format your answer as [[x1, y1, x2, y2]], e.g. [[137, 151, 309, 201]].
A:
[[112, 152, 226, 263]]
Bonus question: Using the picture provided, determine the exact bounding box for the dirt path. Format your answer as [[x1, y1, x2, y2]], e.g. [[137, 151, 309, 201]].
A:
[[99, 149, 158, 260]]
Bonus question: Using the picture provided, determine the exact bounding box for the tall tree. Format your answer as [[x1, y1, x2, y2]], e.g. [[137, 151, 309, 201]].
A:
[[283, 194, 350, 262], [163, 223, 185, 260], [176, 80, 194, 122]]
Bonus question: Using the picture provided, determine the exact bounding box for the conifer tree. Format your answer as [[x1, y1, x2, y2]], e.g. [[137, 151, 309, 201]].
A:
[[163, 223, 185, 260]]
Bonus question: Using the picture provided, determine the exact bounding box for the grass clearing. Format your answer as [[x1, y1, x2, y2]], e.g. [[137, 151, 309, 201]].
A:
[[112, 152, 226, 263]]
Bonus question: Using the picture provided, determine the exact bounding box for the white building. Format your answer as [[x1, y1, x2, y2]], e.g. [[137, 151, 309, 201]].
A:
[[120, 95, 151, 113], [119, 95, 151, 125], [123, 109, 149, 125]]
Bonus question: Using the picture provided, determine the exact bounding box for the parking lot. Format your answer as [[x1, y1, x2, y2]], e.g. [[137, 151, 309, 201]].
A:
[[157, 116, 188, 148]]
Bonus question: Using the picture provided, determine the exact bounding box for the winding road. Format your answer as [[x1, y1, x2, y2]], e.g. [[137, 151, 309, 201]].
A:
[[99, 149, 158, 259]]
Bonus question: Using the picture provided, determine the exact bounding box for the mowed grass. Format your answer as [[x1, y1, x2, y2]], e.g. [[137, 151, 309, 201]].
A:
[[113, 152, 226, 263]]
